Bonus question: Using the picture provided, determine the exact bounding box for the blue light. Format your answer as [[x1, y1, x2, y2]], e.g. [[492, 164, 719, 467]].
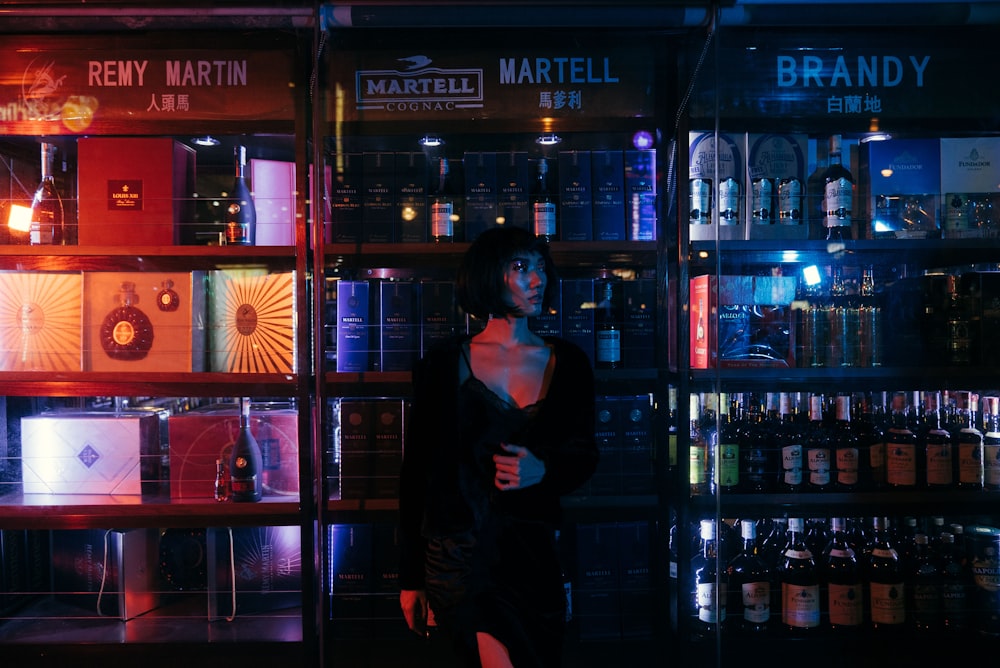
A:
[[633, 130, 654, 150]]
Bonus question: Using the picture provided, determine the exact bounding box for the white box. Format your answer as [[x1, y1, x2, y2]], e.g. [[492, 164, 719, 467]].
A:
[[0, 272, 82, 372], [940, 137, 1000, 238], [251, 158, 296, 246], [21, 412, 163, 496], [82, 271, 206, 372], [208, 270, 297, 373], [689, 131, 747, 241]]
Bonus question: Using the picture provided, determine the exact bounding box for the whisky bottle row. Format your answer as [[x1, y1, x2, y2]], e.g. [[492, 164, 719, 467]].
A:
[[688, 390, 1000, 495], [682, 514, 1000, 639]]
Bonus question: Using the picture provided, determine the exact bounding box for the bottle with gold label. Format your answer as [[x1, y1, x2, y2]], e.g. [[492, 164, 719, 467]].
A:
[[229, 397, 263, 502], [100, 281, 154, 361]]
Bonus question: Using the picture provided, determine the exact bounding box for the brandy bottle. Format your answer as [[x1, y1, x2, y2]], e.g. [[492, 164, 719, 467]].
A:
[[225, 145, 256, 245], [229, 397, 263, 502], [30, 142, 66, 245], [100, 281, 155, 361]]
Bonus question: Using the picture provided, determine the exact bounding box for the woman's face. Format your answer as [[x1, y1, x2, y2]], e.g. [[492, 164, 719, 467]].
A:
[[503, 252, 547, 317]]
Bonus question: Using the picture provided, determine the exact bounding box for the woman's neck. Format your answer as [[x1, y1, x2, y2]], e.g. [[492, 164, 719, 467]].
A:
[[476, 314, 539, 347]]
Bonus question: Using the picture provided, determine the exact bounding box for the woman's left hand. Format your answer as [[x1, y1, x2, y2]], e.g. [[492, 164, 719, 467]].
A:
[[493, 443, 545, 491]]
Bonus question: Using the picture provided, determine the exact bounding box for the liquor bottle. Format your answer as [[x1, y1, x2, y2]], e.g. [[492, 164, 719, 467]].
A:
[[692, 519, 727, 639], [594, 271, 621, 370], [29, 142, 66, 245], [866, 516, 906, 633], [885, 392, 917, 489], [821, 517, 863, 632], [921, 392, 954, 489], [858, 266, 883, 367], [831, 394, 860, 491], [778, 517, 821, 634], [806, 138, 828, 240], [718, 175, 741, 224], [726, 518, 772, 634], [716, 393, 741, 494], [907, 533, 943, 632], [689, 176, 712, 225], [776, 392, 804, 493], [531, 157, 557, 241], [429, 157, 456, 242], [823, 134, 854, 240], [982, 396, 1000, 491], [777, 174, 804, 225], [945, 275, 972, 365], [229, 397, 263, 502], [689, 395, 710, 496], [862, 392, 888, 490], [750, 176, 774, 225], [804, 394, 832, 492], [938, 531, 972, 633], [225, 145, 256, 246], [214, 459, 230, 502], [740, 394, 772, 493], [953, 391, 985, 490], [99, 281, 155, 361]]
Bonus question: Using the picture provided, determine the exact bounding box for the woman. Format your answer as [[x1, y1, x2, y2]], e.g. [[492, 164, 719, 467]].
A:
[[399, 226, 598, 667]]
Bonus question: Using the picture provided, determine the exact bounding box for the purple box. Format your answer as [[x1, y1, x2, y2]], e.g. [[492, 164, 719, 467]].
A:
[[336, 280, 372, 373]]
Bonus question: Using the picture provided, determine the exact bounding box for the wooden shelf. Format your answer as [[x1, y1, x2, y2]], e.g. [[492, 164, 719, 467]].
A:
[[0, 493, 301, 529]]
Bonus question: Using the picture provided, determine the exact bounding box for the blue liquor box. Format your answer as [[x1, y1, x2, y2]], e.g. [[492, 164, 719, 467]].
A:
[[326, 152, 363, 243], [625, 149, 657, 241], [336, 280, 372, 373], [574, 522, 622, 640], [618, 521, 653, 638], [362, 152, 395, 243], [497, 151, 530, 229], [592, 150, 626, 241], [378, 279, 418, 373], [395, 152, 428, 243], [464, 151, 498, 242], [620, 393, 654, 495], [328, 523, 374, 620], [371, 398, 405, 499], [332, 398, 373, 500], [561, 278, 595, 366], [419, 280, 459, 355], [623, 277, 656, 369], [585, 395, 622, 496], [860, 137, 941, 239], [528, 278, 562, 339], [559, 151, 593, 241]]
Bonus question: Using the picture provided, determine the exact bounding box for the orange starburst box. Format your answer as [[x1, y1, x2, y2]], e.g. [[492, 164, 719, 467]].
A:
[[0, 272, 82, 372], [82, 271, 206, 372], [208, 270, 296, 373]]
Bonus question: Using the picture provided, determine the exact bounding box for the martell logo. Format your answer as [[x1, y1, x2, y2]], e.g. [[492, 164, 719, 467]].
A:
[[355, 55, 483, 113]]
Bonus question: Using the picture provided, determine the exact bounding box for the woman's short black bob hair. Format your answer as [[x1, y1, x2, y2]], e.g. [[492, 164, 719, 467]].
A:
[[456, 226, 559, 322]]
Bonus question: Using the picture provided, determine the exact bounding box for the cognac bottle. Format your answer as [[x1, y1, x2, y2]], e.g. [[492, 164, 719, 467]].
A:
[[225, 145, 256, 246], [229, 398, 263, 502], [429, 156, 455, 242], [100, 281, 155, 361], [531, 157, 557, 241], [30, 142, 66, 246]]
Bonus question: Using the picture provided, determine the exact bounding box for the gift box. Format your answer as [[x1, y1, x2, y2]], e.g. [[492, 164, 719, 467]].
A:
[[690, 274, 798, 369], [77, 137, 195, 246], [250, 158, 297, 246], [21, 412, 163, 496], [168, 405, 299, 499], [860, 137, 941, 239], [207, 525, 301, 620], [50, 528, 160, 621], [0, 272, 82, 372], [82, 271, 206, 372], [208, 270, 296, 373]]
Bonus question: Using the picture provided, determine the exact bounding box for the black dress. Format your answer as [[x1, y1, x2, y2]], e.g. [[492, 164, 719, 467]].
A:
[[399, 337, 598, 668]]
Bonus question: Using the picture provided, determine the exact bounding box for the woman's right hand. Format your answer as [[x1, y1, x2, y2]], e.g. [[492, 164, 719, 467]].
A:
[[400, 588, 431, 636]]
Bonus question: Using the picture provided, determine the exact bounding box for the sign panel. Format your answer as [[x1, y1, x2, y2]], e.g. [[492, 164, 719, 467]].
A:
[[328, 46, 656, 123], [688, 29, 1000, 124], [0, 38, 297, 135]]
